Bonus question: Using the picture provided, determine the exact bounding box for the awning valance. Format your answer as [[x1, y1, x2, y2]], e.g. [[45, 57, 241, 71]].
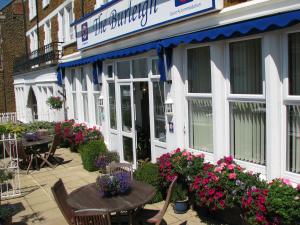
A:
[[58, 9, 300, 83]]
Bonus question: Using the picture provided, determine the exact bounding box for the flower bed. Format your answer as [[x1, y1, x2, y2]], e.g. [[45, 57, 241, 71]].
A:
[[54, 120, 102, 151], [158, 149, 300, 225]]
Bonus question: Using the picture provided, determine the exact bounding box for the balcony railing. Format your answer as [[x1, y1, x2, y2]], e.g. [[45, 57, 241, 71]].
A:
[[13, 42, 63, 74]]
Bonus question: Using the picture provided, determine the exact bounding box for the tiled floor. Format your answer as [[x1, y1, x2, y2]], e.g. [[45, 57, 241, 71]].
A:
[[2, 149, 223, 225]]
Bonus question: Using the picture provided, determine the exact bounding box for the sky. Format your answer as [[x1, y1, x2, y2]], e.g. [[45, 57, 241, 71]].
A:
[[0, 0, 11, 10]]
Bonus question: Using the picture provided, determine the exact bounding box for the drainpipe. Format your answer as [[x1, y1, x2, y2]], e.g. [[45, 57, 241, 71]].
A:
[[21, 0, 28, 57], [81, 0, 84, 17], [35, 0, 40, 50]]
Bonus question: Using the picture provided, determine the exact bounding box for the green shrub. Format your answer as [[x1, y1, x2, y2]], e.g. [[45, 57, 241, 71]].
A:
[[0, 123, 26, 135], [79, 140, 108, 172], [24, 121, 55, 134], [134, 162, 163, 203]]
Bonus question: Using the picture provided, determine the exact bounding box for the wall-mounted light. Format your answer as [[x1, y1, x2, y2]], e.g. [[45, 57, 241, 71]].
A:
[[98, 95, 104, 107], [165, 98, 173, 116]]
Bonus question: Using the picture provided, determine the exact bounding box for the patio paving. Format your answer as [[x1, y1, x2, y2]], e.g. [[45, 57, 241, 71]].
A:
[[2, 148, 223, 225]]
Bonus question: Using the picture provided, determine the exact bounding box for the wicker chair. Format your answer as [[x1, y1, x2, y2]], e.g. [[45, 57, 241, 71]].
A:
[[107, 162, 133, 180], [51, 179, 111, 225], [134, 176, 178, 225]]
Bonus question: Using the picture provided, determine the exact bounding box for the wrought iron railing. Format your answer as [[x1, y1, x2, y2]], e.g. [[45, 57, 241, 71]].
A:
[[13, 42, 63, 74]]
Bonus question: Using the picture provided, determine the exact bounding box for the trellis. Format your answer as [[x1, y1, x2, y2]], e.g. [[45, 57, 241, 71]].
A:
[[0, 133, 21, 199]]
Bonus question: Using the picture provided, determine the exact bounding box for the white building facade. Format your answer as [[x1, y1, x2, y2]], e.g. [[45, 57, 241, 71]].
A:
[[15, 0, 300, 183]]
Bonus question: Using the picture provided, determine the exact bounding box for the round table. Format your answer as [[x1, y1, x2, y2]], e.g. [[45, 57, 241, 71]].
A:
[[22, 136, 52, 149], [67, 181, 156, 213]]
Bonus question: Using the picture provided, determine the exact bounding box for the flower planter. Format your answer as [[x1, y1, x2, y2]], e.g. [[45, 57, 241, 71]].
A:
[[173, 198, 189, 214], [213, 206, 245, 225]]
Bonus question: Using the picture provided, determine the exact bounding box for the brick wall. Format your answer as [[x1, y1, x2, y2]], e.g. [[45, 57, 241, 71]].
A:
[[51, 15, 58, 42], [63, 43, 77, 56], [74, 0, 96, 20], [224, 0, 249, 7], [0, 0, 27, 113], [39, 24, 44, 48]]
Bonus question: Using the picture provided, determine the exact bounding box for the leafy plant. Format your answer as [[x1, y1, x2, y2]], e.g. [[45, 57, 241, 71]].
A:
[[47, 96, 63, 109], [0, 204, 16, 223], [171, 182, 189, 202], [266, 179, 300, 224], [79, 139, 107, 172], [134, 162, 163, 203], [0, 170, 13, 183]]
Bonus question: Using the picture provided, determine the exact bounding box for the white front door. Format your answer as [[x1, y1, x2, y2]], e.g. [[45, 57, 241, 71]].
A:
[[118, 83, 137, 166]]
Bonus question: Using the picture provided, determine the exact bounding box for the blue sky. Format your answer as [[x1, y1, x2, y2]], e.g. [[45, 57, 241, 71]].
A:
[[0, 0, 12, 10]]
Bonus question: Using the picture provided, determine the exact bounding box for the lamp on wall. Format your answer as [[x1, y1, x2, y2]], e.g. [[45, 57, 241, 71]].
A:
[[98, 95, 104, 107], [165, 98, 174, 116]]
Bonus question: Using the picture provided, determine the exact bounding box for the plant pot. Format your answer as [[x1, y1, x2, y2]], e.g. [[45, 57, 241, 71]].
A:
[[173, 198, 189, 214], [213, 206, 245, 225]]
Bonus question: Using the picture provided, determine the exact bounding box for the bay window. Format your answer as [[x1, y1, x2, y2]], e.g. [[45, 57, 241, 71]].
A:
[[286, 32, 300, 174], [80, 67, 89, 123], [228, 38, 266, 165], [71, 69, 78, 120], [187, 46, 213, 153]]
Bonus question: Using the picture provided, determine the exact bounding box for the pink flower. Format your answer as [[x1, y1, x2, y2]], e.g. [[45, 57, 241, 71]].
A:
[[282, 178, 292, 186], [214, 166, 223, 173], [228, 173, 237, 180], [195, 153, 205, 158], [182, 151, 190, 156], [227, 164, 235, 170], [297, 184, 300, 191]]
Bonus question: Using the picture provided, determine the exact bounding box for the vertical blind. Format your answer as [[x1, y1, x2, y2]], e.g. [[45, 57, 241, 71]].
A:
[[230, 102, 266, 165], [188, 47, 211, 93], [189, 99, 213, 153], [230, 39, 262, 94], [289, 32, 300, 95], [287, 105, 300, 173]]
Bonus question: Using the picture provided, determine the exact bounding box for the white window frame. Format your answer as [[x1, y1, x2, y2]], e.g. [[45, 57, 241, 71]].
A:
[[80, 67, 90, 123], [225, 35, 266, 174], [184, 44, 214, 161], [44, 20, 52, 49], [71, 68, 78, 120], [282, 29, 300, 182], [29, 0, 37, 20], [42, 0, 50, 9]]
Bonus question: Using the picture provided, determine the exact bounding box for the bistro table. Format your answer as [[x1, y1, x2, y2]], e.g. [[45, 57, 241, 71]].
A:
[[67, 180, 156, 225], [22, 136, 53, 174]]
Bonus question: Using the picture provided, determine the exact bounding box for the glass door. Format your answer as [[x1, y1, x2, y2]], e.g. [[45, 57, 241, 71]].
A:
[[119, 83, 136, 166]]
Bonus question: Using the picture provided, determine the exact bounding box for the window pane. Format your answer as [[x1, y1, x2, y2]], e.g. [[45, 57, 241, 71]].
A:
[[109, 83, 117, 129], [187, 47, 211, 93], [230, 39, 262, 94], [80, 67, 87, 91], [72, 93, 77, 119], [287, 105, 300, 173], [71, 70, 76, 91], [117, 61, 130, 79], [94, 94, 101, 126], [288, 32, 300, 95], [153, 81, 166, 142], [123, 136, 133, 163], [152, 59, 159, 75], [120, 85, 132, 132], [230, 102, 266, 165], [132, 58, 148, 78], [107, 65, 113, 78], [83, 93, 89, 122], [188, 99, 213, 153], [94, 84, 100, 92]]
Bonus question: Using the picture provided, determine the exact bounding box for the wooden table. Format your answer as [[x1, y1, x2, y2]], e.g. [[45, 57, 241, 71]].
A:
[[22, 136, 53, 174], [67, 180, 156, 224]]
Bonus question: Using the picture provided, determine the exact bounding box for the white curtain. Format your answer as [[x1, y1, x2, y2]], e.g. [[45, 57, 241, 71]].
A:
[[83, 93, 89, 123], [230, 102, 266, 165], [153, 82, 166, 142], [287, 105, 300, 173], [72, 93, 77, 120], [189, 99, 213, 153]]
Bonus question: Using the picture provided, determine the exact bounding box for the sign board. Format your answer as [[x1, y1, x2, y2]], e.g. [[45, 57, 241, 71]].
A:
[[75, 0, 222, 50]]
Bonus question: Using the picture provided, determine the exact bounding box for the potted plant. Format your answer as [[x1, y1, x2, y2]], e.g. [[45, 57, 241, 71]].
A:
[[172, 182, 189, 214], [0, 204, 15, 225], [46, 96, 63, 110]]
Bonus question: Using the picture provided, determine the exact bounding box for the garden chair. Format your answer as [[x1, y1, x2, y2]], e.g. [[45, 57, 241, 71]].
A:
[[40, 134, 60, 168], [134, 176, 178, 225], [107, 162, 133, 180], [52, 179, 111, 225]]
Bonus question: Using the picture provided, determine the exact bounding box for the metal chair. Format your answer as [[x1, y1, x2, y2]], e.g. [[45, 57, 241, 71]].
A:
[[107, 162, 133, 180], [51, 179, 111, 225], [134, 176, 178, 225]]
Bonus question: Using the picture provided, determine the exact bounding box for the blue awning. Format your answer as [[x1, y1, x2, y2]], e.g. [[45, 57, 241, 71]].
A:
[[58, 9, 300, 82], [159, 9, 300, 47]]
